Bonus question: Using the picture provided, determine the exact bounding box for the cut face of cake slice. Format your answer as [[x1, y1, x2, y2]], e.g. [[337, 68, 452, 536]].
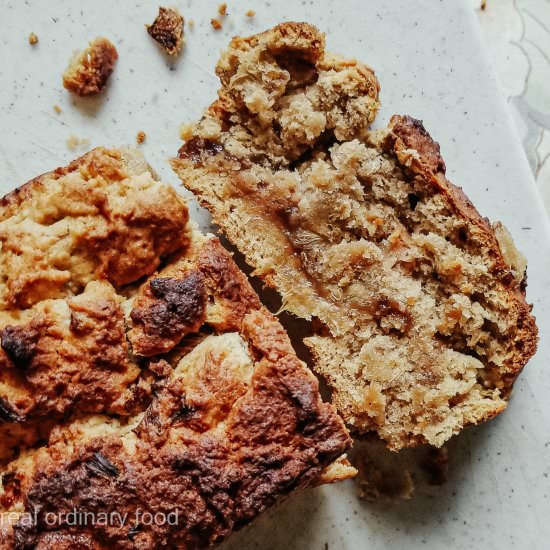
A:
[[172, 23, 538, 450], [0, 148, 353, 549]]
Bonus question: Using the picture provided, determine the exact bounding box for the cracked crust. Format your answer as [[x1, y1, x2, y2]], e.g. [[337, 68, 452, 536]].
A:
[[172, 24, 538, 450], [0, 148, 353, 548], [0, 147, 189, 310]]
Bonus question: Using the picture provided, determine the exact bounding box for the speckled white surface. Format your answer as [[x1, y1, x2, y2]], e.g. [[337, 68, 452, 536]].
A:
[[474, 0, 550, 217], [0, 1, 549, 548]]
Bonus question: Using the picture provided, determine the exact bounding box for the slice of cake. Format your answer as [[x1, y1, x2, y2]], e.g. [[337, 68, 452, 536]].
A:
[[0, 148, 353, 548], [172, 23, 538, 450]]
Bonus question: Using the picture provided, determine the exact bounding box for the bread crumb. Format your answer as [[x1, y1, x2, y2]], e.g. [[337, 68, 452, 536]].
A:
[[53, 105, 62, 115], [245, 10, 255, 17], [146, 6, 185, 56], [66, 135, 90, 151], [188, 18, 195, 29], [211, 18, 222, 30], [136, 131, 146, 144], [28, 32, 38, 45], [63, 37, 118, 97], [218, 3, 227, 16]]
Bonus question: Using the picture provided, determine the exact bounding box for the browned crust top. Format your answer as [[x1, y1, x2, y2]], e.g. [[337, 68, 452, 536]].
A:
[[0, 282, 142, 426], [0, 147, 352, 548], [3, 286, 351, 550]]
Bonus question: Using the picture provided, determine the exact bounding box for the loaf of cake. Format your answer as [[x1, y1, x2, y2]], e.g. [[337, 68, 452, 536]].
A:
[[0, 148, 353, 549]]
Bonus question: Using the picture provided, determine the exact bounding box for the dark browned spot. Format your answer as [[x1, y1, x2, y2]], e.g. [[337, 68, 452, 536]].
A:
[[85, 452, 120, 478], [407, 193, 419, 211], [1, 325, 40, 367], [0, 397, 23, 423], [131, 271, 206, 341], [172, 396, 197, 424]]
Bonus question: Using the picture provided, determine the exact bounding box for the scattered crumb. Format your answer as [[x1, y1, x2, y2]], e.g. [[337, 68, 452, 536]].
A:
[[218, 3, 227, 16], [211, 18, 222, 30], [63, 37, 118, 97], [188, 18, 195, 29], [481, 0, 487, 9], [146, 6, 185, 56], [53, 105, 62, 115], [66, 135, 90, 151], [28, 32, 38, 45], [179, 123, 193, 141], [245, 9, 256, 17], [136, 131, 146, 144]]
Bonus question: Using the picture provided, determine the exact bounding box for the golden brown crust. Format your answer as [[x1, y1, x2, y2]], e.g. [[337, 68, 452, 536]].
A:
[[0, 147, 352, 548], [147, 7, 185, 56], [0, 147, 189, 310], [196, 237, 262, 331], [172, 24, 538, 450], [1, 299, 351, 550], [0, 282, 143, 463], [63, 38, 118, 96]]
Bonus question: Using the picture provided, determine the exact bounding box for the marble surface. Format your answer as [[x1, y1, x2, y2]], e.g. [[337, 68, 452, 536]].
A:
[[0, 1, 549, 549], [475, 0, 550, 214]]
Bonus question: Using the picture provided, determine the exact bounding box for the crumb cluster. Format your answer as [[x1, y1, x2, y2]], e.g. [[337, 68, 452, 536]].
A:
[[147, 6, 185, 56], [66, 134, 90, 150], [62, 37, 118, 96], [136, 130, 146, 144]]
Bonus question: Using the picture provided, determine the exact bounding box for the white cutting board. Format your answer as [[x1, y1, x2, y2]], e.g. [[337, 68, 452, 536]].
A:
[[1, 1, 549, 548]]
